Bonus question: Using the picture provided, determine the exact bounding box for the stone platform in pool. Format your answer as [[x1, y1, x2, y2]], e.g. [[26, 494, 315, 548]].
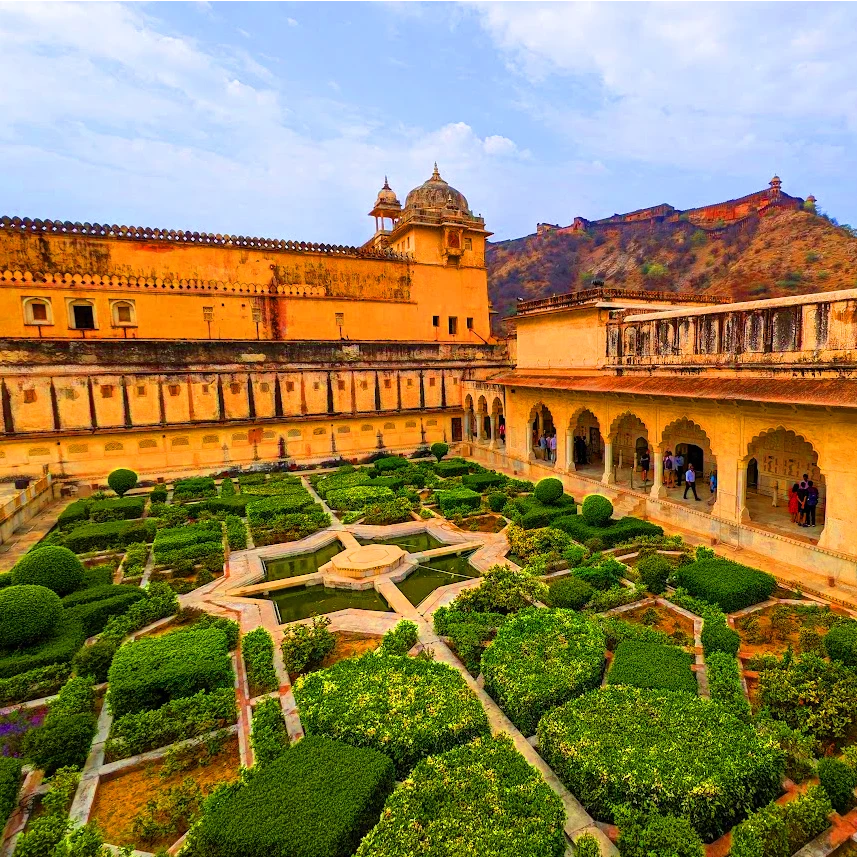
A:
[[327, 543, 407, 580]]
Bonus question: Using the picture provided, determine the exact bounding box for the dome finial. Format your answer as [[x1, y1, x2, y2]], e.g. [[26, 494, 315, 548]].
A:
[[431, 162, 441, 181]]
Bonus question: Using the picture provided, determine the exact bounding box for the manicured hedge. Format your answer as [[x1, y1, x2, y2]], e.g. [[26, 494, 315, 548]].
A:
[[325, 486, 395, 511], [314, 471, 372, 499], [706, 651, 751, 721], [149, 486, 168, 503], [173, 476, 217, 501], [433, 459, 473, 478], [203, 496, 251, 515], [356, 735, 566, 857], [89, 497, 145, 522], [108, 468, 138, 497], [61, 583, 140, 608], [450, 565, 548, 615], [250, 696, 289, 766], [538, 686, 784, 841], [462, 472, 507, 493], [824, 620, 857, 667], [295, 653, 490, 776], [65, 590, 147, 637], [0, 614, 87, 679], [11, 547, 85, 595], [552, 515, 663, 548], [436, 487, 481, 515], [187, 736, 395, 857], [534, 477, 564, 504], [0, 663, 71, 707], [615, 808, 704, 857], [107, 626, 233, 717], [0, 757, 22, 832], [0, 585, 63, 648], [361, 497, 413, 525], [668, 589, 740, 655], [243, 627, 278, 696], [597, 616, 677, 651], [674, 558, 776, 613], [730, 786, 832, 857], [581, 494, 613, 527], [432, 608, 507, 675], [62, 519, 156, 554], [506, 524, 584, 567], [482, 608, 605, 736], [373, 456, 409, 472], [606, 640, 697, 695], [153, 520, 223, 568], [547, 576, 594, 609], [106, 687, 237, 759], [57, 499, 90, 528]]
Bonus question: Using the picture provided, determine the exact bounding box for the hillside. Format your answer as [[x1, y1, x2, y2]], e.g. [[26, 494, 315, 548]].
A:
[[487, 210, 857, 324]]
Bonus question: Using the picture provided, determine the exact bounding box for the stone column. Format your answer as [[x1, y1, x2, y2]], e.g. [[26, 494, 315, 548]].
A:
[[474, 411, 481, 442], [490, 414, 498, 448], [650, 451, 665, 499], [463, 410, 471, 441], [735, 463, 749, 523], [566, 433, 575, 472], [602, 440, 614, 484]]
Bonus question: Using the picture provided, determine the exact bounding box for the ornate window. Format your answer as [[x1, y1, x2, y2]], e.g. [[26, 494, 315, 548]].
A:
[[104, 441, 124, 452], [171, 436, 190, 447], [337, 426, 350, 434], [262, 430, 275, 439], [383, 422, 395, 430], [100, 385, 114, 399], [203, 306, 214, 322], [361, 424, 373, 431], [28, 447, 50, 457], [110, 300, 137, 327], [67, 299, 97, 330], [168, 385, 180, 397], [287, 429, 301, 438], [202, 435, 219, 445], [23, 298, 53, 326], [313, 427, 326, 435], [138, 439, 157, 449], [68, 443, 88, 454], [286, 381, 295, 392], [136, 385, 147, 397], [426, 419, 438, 426], [405, 420, 417, 428], [23, 389, 36, 404]]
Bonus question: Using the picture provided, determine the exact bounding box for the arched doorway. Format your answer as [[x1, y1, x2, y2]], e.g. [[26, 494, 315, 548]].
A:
[[529, 403, 556, 463], [608, 412, 650, 488], [569, 408, 603, 476], [660, 418, 718, 507], [744, 428, 826, 542]]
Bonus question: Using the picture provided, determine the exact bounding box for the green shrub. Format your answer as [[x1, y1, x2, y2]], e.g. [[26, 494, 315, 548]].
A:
[[430, 442, 449, 462], [355, 735, 565, 857], [597, 616, 675, 651], [314, 471, 371, 499], [548, 576, 594, 609], [88, 496, 145, 522], [107, 626, 233, 717], [0, 757, 22, 831], [538, 685, 784, 841], [281, 616, 335, 675], [106, 687, 236, 759], [675, 558, 775, 612], [615, 808, 704, 857], [149, 486, 168, 503], [72, 638, 120, 683], [705, 651, 751, 720], [0, 585, 63, 648], [573, 556, 625, 591], [451, 565, 547, 614], [487, 492, 507, 513], [670, 591, 740, 656], [361, 497, 414, 525], [755, 717, 818, 784], [818, 757, 857, 814], [607, 640, 697, 695], [432, 608, 506, 675], [0, 614, 86, 680], [108, 468, 138, 497], [824, 620, 857, 667], [57, 499, 91, 528], [61, 519, 156, 554], [534, 477, 564, 505], [433, 459, 471, 478], [757, 654, 857, 742], [220, 478, 236, 496], [204, 496, 251, 515], [172, 476, 217, 501], [731, 786, 832, 857], [575, 834, 603, 857], [506, 523, 582, 566], [553, 515, 663, 548], [435, 487, 481, 515], [65, 590, 147, 637], [581, 494, 613, 527], [251, 696, 289, 766], [245, 493, 314, 519], [482, 608, 605, 735], [380, 620, 418, 655], [12, 812, 69, 857], [98, 580, 178, 644], [637, 554, 671, 594], [0, 663, 71, 706], [462, 471, 507, 493], [81, 564, 115, 588], [12, 547, 84, 596], [24, 676, 97, 774], [373, 456, 409, 472], [243, 627, 278, 695], [186, 736, 394, 857], [295, 653, 489, 777], [225, 515, 247, 551]]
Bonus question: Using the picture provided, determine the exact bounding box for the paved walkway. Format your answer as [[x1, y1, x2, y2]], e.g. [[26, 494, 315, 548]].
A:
[[0, 496, 70, 571]]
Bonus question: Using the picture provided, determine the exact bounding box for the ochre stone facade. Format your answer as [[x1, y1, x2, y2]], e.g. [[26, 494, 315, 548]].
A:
[[0, 168, 508, 478]]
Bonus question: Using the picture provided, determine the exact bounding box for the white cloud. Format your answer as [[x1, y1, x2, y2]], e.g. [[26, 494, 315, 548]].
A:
[[286, 17, 298, 27], [0, 3, 531, 242]]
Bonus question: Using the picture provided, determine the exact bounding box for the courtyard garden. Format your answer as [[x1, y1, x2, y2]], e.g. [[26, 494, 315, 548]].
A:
[[2, 463, 857, 857]]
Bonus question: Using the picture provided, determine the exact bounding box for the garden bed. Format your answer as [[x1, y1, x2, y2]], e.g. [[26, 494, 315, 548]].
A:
[[90, 734, 240, 851], [454, 514, 506, 533], [735, 602, 849, 658], [319, 631, 381, 668], [617, 602, 695, 644]]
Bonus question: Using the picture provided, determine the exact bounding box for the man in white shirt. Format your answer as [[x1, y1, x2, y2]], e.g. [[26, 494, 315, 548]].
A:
[[683, 463, 699, 500]]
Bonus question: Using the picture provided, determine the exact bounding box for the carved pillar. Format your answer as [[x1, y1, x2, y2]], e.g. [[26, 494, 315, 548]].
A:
[[463, 410, 470, 440], [736, 464, 749, 523], [650, 451, 665, 499], [566, 433, 575, 472], [490, 413, 498, 449], [602, 440, 614, 484]]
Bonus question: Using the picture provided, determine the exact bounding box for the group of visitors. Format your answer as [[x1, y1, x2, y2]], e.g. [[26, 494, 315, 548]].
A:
[[788, 476, 820, 528], [637, 448, 717, 503], [536, 430, 557, 462]]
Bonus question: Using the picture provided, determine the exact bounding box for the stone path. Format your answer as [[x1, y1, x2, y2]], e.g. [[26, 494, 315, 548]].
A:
[[0, 495, 70, 571]]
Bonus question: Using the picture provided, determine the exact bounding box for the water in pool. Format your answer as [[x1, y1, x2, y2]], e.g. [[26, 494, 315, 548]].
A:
[[356, 532, 444, 553], [397, 551, 478, 606], [264, 540, 343, 581], [268, 585, 391, 623]]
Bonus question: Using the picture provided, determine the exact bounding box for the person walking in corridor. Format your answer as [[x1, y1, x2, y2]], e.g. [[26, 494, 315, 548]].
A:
[[806, 480, 819, 527], [674, 452, 685, 486], [664, 450, 674, 488], [549, 432, 557, 463], [684, 463, 699, 500], [639, 449, 651, 484]]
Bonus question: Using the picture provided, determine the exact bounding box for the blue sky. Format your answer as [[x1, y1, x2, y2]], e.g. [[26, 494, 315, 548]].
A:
[[3, 2, 857, 245]]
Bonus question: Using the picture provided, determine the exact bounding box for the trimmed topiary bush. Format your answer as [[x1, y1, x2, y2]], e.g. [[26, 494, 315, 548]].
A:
[[0, 586, 63, 649], [548, 576, 594, 610], [637, 554, 671, 594], [581, 494, 613, 527], [606, 640, 697, 695], [355, 735, 566, 857], [435, 487, 481, 516], [250, 696, 290, 766], [380, 620, 418, 656], [534, 478, 564, 505], [615, 808, 704, 857], [430, 442, 449, 462], [824, 620, 857, 667], [482, 608, 605, 736], [186, 736, 394, 857], [538, 685, 784, 841], [295, 653, 489, 776], [108, 468, 138, 498], [0, 757, 22, 832], [11, 547, 84, 596], [817, 757, 857, 814], [674, 558, 776, 613], [575, 834, 603, 857]]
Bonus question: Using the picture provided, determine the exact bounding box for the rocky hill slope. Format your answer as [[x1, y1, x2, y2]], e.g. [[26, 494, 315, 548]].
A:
[[487, 210, 857, 325]]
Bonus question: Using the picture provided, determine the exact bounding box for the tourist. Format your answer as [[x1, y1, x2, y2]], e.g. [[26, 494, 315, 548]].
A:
[[499, 422, 505, 445], [674, 451, 685, 486], [683, 463, 699, 500], [538, 433, 547, 459], [664, 450, 674, 487], [639, 448, 651, 483], [708, 469, 718, 506], [806, 480, 819, 527], [797, 479, 809, 526], [549, 432, 557, 463], [788, 483, 800, 524]]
